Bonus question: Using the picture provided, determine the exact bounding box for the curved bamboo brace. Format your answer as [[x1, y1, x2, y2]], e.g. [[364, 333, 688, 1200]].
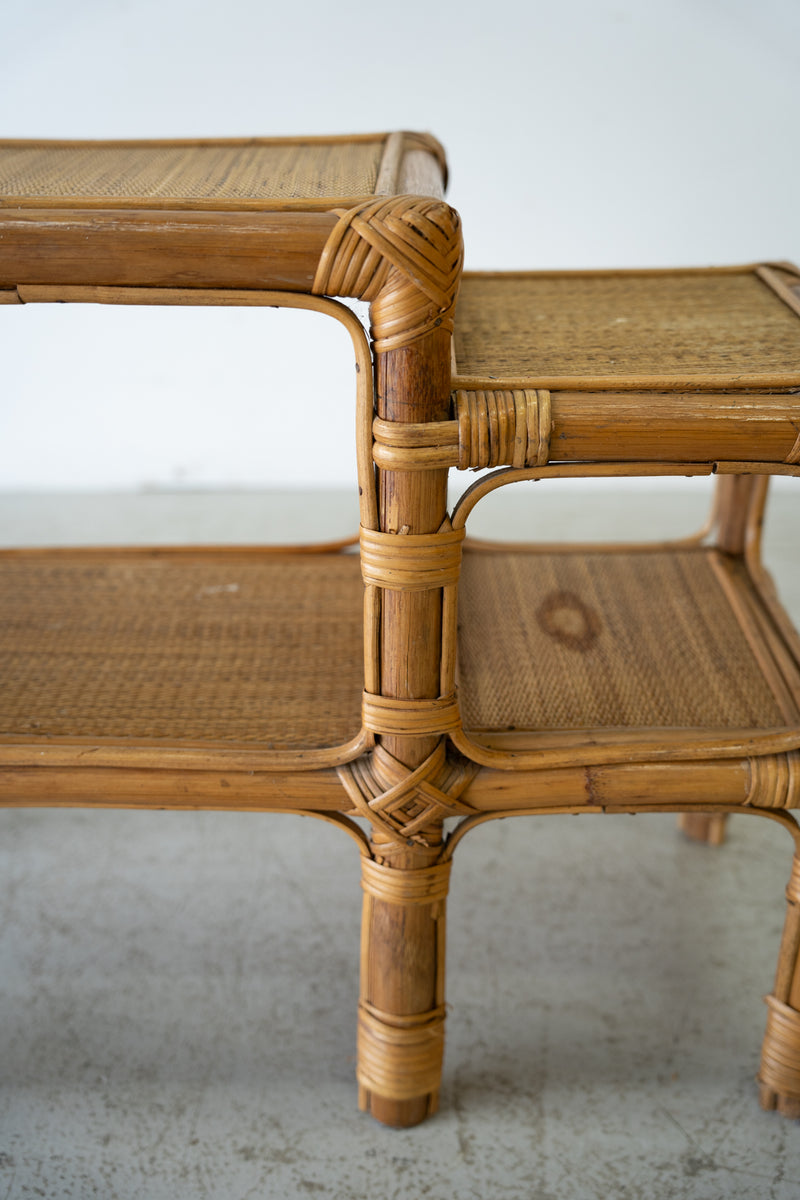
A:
[[448, 727, 800, 775], [17, 285, 379, 533], [283, 809, 372, 856], [450, 461, 800, 531], [440, 802, 800, 862], [0, 730, 375, 775]]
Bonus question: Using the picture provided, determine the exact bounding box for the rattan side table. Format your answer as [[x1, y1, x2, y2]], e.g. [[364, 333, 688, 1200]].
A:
[[443, 265, 800, 1118], [0, 132, 462, 1128]]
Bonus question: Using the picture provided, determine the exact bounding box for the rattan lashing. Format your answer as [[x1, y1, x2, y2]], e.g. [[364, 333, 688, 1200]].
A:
[[2, 132, 800, 1129], [371, 389, 552, 471]]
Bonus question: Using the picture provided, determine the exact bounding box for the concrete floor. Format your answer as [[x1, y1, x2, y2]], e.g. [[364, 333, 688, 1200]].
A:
[[1, 484, 799, 1199]]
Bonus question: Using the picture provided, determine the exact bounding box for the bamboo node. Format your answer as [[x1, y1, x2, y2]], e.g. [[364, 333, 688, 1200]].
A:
[[454, 388, 552, 469], [338, 740, 478, 847], [746, 752, 800, 809], [360, 523, 464, 591], [312, 195, 463, 352], [759, 996, 800, 1102]]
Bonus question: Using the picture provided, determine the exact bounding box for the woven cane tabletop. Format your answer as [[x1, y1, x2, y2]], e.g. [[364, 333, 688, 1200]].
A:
[[457, 545, 799, 747], [0, 132, 445, 212], [453, 268, 800, 390], [0, 549, 364, 752]]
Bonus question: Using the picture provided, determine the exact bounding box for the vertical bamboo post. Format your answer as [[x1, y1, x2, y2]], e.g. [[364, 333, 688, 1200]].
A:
[[679, 474, 771, 848], [714, 473, 769, 558], [312, 193, 463, 1126], [358, 328, 453, 1127]]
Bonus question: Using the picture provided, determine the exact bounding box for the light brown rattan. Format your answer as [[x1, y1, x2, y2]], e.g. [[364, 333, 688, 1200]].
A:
[[0, 549, 363, 751], [2, 131, 800, 1131]]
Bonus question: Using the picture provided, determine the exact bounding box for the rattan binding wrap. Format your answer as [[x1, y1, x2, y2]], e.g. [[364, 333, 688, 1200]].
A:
[[371, 389, 552, 471], [760, 854, 800, 1116], [748, 753, 800, 809], [454, 388, 551, 468], [360, 525, 464, 590], [760, 998, 800, 1107], [358, 857, 450, 1107]]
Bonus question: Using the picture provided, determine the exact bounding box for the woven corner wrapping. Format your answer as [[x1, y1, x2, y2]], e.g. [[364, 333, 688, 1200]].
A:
[[337, 740, 478, 847], [312, 195, 463, 352]]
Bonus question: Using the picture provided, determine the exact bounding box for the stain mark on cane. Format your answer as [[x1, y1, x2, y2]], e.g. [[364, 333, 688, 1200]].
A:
[[536, 589, 601, 652]]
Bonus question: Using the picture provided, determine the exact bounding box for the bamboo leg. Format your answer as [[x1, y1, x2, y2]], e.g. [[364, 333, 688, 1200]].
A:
[[676, 474, 770, 849], [357, 314, 453, 1128], [357, 831, 450, 1126], [352, 198, 461, 1126], [759, 854, 800, 1117], [677, 812, 729, 846], [714, 474, 767, 558]]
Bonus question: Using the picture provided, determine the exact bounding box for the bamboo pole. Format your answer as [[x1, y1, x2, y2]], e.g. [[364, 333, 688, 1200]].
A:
[[359, 326, 453, 1127]]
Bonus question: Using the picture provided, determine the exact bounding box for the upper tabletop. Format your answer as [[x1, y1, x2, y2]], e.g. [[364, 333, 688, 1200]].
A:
[[0, 132, 453, 297], [0, 132, 447, 212], [453, 265, 800, 391]]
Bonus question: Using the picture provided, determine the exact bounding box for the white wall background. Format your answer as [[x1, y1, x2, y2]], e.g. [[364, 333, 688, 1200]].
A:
[[1, 0, 798, 491]]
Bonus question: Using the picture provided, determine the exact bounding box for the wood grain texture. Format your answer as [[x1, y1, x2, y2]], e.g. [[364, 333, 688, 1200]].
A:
[[0, 209, 338, 291]]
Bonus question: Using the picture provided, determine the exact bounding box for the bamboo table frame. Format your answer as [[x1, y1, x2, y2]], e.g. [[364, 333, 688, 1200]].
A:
[[1, 134, 800, 1127]]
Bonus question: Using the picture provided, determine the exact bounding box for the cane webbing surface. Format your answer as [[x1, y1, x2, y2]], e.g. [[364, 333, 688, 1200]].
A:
[[458, 547, 790, 736], [0, 137, 386, 207], [0, 550, 363, 749], [453, 271, 800, 385]]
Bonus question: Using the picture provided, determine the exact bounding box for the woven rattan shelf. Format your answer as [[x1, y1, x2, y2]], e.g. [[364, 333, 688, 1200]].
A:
[[457, 542, 800, 764], [0, 547, 364, 759]]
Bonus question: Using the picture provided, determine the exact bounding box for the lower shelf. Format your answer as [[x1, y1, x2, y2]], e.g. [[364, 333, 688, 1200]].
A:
[[0, 546, 364, 757], [457, 542, 800, 762]]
